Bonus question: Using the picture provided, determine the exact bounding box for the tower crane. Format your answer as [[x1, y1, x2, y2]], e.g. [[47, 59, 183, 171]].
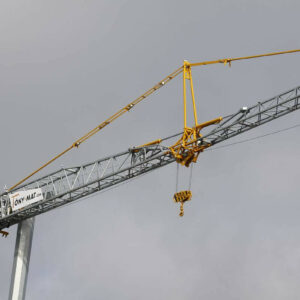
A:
[[2, 49, 300, 300]]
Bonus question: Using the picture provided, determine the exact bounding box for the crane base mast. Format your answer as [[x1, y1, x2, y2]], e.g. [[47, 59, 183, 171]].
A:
[[9, 218, 35, 300]]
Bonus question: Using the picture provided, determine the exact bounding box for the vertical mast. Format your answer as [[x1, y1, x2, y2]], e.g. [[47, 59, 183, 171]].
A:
[[9, 218, 35, 300]]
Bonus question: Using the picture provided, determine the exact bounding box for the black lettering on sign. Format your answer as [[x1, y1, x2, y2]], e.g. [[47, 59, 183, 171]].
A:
[[15, 197, 25, 206], [26, 192, 37, 201]]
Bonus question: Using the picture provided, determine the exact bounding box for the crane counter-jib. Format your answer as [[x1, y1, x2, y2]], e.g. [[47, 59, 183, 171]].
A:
[[1, 84, 300, 229]]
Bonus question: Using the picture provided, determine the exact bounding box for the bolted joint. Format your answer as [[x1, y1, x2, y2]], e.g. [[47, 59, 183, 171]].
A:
[[125, 104, 134, 111], [223, 58, 232, 67], [183, 60, 191, 69], [73, 142, 80, 148]]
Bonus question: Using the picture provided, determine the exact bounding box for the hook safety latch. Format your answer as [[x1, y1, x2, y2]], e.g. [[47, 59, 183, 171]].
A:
[[223, 58, 232, 67]]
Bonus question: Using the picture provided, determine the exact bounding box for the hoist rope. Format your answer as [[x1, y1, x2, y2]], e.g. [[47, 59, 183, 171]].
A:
[[175, 163, 179, 193], [188, 163, 193, 190]]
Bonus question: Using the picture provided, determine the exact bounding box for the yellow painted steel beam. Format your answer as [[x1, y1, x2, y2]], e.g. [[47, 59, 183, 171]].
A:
[[136, 139, 162, 148], [195, 117, 223, 130], [190, 49, 300, 67], [8, 66, 183, 192], [183, 61, 199, 128]]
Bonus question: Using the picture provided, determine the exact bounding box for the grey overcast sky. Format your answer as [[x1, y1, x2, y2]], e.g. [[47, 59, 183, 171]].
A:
[[1, 1, 300, 299]]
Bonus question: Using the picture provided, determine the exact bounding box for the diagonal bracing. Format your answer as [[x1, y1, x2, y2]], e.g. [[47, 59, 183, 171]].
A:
[[0, 85, 299, 230]]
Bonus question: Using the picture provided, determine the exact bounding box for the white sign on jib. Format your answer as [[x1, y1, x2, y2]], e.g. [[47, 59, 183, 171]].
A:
[[9, 188, 44, 212]]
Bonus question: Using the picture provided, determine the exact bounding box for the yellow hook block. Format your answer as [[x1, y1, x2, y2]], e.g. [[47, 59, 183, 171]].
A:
[[173, 190, 192, 217]]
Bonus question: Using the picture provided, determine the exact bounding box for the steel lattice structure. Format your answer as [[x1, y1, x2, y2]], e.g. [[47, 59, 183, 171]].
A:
[[1, 85, 299, 230]]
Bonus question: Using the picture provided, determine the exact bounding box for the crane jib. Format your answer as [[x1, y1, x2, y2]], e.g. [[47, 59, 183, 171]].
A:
[[0, 85, 299, 229]]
